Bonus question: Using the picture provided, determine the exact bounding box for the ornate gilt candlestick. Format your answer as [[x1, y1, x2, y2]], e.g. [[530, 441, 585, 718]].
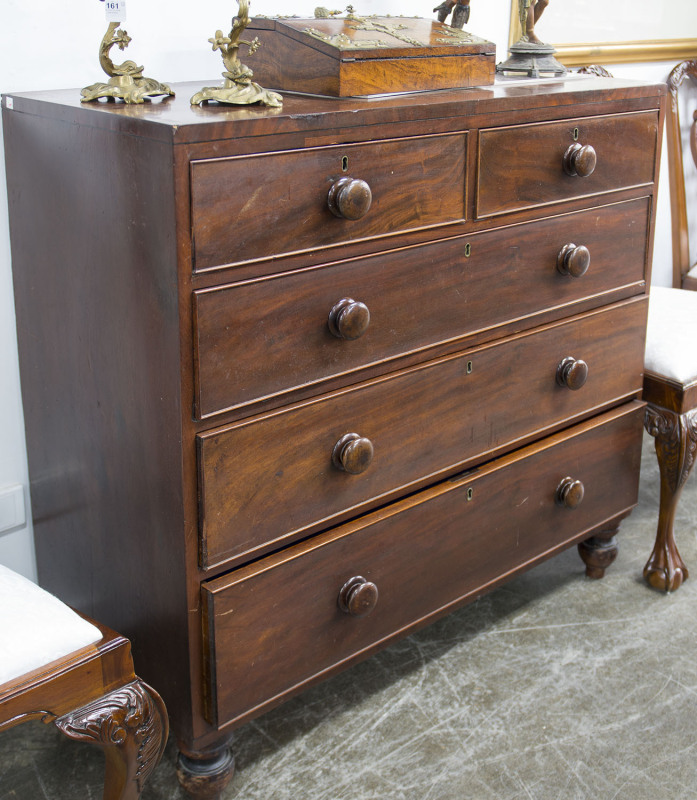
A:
[[190, 0, 282, 108], [81, 22, 174, 104]]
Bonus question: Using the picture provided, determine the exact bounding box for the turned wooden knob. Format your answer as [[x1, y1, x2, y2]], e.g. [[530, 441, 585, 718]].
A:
[[328, 298, 371, 340], [338, 576, 379, 617], [332, 433, 374, 474], [563, 143, 597, 177], [556, 356, 588, 390], [556, 477, 585, 509], [557, 243, 590, 277], [327, 176, 372, 220]]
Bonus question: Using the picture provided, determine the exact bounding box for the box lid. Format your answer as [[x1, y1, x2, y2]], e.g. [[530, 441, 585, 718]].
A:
[[249, 15, 495, 62]]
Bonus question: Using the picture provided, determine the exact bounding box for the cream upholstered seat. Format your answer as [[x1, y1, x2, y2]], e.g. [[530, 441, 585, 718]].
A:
[[0, 563, 101, 685], [0, 564, 168, 799], [644, 287, 697, 384], [642, 286, 697, 592]]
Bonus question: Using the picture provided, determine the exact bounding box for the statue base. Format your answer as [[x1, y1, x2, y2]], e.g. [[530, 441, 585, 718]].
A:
[[496, 39, 566, 78]]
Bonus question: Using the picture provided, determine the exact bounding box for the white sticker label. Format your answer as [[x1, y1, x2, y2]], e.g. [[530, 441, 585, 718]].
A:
[[5, 97, 13, 110], [103, 0, 127, 22]]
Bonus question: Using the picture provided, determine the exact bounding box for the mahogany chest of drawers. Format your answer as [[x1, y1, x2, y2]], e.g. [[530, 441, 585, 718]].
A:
[[3, 76, 665, 796]]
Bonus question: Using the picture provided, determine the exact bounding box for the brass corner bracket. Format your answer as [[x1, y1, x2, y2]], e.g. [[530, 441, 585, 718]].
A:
[[81, 22, 174, 104]]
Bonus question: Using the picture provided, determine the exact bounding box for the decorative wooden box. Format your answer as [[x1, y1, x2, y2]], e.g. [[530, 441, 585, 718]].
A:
[[246, 16, 496, 96]]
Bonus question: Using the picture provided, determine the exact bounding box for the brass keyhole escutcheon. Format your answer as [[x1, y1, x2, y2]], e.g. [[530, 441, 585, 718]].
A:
[[467, 361, 473, 374], [573, 127, 580, 141], [464, 243, 471, 258], [467, 487, 473, 501], [341, 155, 349, 172]]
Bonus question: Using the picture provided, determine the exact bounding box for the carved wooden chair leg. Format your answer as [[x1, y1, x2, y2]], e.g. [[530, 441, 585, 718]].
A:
[[643, 404, 697, 591], [577, 511, 629, 578], [176, 739, 235, 800], [55, 679, 168, 800]]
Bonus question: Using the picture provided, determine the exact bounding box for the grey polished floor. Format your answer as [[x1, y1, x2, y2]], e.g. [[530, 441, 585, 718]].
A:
[[2, 432, 697, 800]]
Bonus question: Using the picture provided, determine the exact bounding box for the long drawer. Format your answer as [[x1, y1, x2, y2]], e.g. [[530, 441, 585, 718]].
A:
[[194, 197, 650, 417], [190, 133, 466, 271], [476, 111, 658, 218], [202, 401, 644, 729], [197, 299, 646, 568]]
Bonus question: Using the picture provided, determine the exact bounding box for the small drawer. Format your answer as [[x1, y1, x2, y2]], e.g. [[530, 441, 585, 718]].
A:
[[190, 133, 466, 272], [194, 197, 650, 417], [197, 299, 646, 569], [202, 402, 644, 728], [476, 111, 658, 218]]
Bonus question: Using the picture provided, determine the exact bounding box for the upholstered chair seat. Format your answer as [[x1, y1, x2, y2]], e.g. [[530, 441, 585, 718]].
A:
[[0, 564, 168, 799]]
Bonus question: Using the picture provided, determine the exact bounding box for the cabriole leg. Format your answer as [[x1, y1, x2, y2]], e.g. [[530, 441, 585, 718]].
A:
[[55, 679, 168, 800], [643, 405, 697, 592]]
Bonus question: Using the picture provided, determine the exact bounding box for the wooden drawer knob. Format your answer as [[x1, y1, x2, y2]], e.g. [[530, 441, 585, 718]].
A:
[[556, 477, 585, 509], [556, 356, 588, 390], [327, 177, 372, 220], [328, 298, 371, 340], [338, 576, 379, 617], [557, 243, 590, 277], [332, 433, 374, 474], [563, 143, 597, 177]]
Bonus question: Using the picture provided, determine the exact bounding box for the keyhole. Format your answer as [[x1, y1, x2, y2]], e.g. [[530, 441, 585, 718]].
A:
[[342, 156, 349, 172], [573, 127, 580, 141], [464, 242, 471, 258]]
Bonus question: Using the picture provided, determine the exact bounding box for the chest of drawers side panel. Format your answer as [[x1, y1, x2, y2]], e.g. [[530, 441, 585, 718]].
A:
[[3, 103, 194, 736]]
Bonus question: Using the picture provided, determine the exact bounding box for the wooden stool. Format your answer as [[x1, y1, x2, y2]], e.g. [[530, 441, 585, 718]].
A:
[[0, 564, 168, 799]]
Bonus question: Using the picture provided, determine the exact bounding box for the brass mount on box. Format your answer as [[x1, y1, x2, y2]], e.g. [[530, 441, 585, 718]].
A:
[[190, 0, 283, 108], [81, 22, 174, 104]]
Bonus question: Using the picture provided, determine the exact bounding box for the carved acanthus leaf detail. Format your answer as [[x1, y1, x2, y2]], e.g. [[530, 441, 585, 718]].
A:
[[55, 680, 165, 791], [645, 405, 697, 493]]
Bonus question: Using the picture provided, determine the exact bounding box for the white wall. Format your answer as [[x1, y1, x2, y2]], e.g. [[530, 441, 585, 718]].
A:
[[0, 0, 676, 579]]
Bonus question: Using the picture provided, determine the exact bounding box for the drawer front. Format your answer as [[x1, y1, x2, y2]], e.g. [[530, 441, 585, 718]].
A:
[[191, 133, 466, 272], [476, 111, 658, 218], [194, 197, 650, 417], [198, 299, 646, 568], [202, 402, 644, 728]]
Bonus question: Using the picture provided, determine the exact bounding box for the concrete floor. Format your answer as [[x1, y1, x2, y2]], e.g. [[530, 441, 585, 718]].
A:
[[2, 432, 697, 800]]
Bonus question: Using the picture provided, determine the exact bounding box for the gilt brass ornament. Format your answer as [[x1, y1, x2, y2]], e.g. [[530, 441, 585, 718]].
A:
[[81, 22, 174, 104], [190, 0, 283, 108]]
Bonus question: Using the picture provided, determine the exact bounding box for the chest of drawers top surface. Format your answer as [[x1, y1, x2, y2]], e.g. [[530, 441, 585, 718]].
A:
[[4, 76, 664, 143]]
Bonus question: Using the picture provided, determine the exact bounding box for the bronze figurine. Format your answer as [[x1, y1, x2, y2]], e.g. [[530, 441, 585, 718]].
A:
[[520, 0, 550, 45], [433, 0, 471, 30], [497, 0, 564, 77]]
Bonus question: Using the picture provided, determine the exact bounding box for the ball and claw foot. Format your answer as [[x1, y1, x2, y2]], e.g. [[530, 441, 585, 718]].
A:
[[644, 537, 689, 592]]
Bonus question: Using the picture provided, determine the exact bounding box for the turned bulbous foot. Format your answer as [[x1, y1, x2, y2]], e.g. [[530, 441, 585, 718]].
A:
[[578, 533, 618, 579], [176, 743, 235, 800]]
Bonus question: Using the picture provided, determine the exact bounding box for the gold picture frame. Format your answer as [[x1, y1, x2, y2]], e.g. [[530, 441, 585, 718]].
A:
[[508, 2, 697, 67]]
